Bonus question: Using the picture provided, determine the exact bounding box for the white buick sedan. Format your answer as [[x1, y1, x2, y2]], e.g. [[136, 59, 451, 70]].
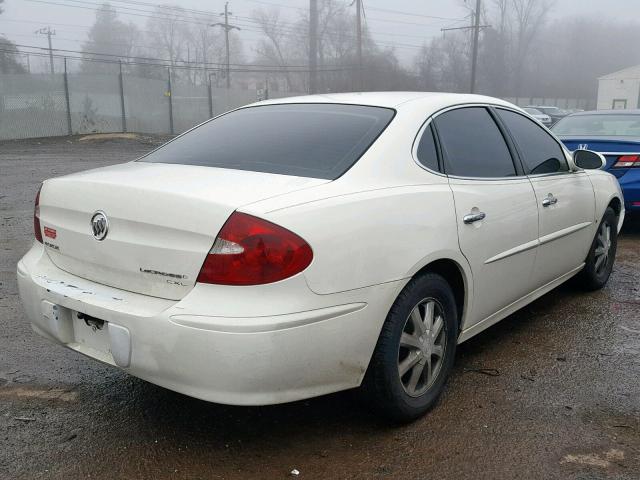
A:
[[18, 93, 624, 421]]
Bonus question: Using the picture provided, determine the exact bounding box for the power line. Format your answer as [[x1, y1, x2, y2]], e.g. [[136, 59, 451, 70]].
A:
[[110, 0, 465, 29], [243, 0, 461, 21], [11, 42, 369, 70], [0, 46, 370, 74], [365, 5, 460, 21], [21, 0, 460, 49]]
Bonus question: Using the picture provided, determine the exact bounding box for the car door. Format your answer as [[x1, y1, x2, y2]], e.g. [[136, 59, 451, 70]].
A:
[[432, 106, 539, 328], [494, 108, 595, 287]]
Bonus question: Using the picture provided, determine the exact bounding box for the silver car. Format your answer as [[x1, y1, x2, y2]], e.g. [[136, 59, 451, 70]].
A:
[[524, 107, 552, 126]]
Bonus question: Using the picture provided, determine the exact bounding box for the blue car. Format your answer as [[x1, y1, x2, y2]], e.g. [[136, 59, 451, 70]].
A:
[[553, 109, 640, 214]]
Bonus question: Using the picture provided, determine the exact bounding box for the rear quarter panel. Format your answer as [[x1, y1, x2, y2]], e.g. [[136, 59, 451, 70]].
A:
[[247, 182, 466, 297], [585, 170, 626, 231]]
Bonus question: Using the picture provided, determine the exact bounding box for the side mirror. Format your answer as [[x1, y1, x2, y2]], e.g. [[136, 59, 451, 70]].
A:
[[573, 149, 606, 170]]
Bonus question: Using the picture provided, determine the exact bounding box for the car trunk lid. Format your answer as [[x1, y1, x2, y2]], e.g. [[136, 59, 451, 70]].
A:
[[39, 162, 327, 300]]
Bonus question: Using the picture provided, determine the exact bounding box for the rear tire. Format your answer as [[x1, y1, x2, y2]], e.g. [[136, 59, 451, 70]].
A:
[[576, 207, 618, 291], [362, 273, 458, 423]]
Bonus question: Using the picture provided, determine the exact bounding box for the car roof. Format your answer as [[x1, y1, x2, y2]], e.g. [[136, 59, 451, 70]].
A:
[[566, 109, 640, 116], [256, 91, 515, 110]]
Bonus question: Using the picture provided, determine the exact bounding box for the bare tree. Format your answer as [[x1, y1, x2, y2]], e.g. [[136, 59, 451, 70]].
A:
[[188, 14, 223, 85], [510, 0, 553, 95], [253, 8, 298, 91], [146, 6, 190, 68], [0, 0, 27, 74]]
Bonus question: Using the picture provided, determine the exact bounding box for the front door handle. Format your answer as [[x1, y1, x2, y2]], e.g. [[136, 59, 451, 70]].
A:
[[463, 212, 486, 224], [542, 194, 558, 207]]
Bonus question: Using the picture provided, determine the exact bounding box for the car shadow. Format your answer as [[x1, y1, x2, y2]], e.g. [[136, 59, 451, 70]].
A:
[[115, 283, 597, 438]]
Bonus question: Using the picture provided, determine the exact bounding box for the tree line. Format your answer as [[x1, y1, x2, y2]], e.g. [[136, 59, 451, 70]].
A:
[[2, 0, 640, 100]]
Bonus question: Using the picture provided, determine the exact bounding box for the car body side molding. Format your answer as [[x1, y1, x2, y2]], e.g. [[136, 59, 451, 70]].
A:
[[538, 221, 592, 246]]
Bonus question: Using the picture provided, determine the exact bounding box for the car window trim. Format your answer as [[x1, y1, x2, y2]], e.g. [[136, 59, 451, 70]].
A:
[[430, 104, 524, 181], [411, 118, 444, 175], [487, 106, 526, 176], [493, 106, 573, 178], [136, 101, 397, 181]]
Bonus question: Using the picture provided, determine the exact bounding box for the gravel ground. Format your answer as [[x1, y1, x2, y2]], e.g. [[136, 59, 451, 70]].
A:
[[1, 135, 639, 480]]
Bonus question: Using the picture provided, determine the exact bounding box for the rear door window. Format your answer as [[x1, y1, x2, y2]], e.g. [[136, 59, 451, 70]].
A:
[[140, 103, 395, 180], [496, 108, 569, 175], [434, 107, 517, 178]]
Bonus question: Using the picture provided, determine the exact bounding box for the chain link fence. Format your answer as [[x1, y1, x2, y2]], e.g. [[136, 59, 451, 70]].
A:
[[0, 59, 596, 141], [0, 60, 304, 140]]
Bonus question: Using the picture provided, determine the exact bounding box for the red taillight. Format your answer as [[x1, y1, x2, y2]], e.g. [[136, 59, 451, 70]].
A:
[[34, 185, 43, 243], [197, 212, 313, 286], [613, 155, 640, 168]]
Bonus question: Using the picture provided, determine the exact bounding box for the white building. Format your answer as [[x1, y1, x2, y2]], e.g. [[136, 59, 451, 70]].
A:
[[597, 65, 640, 110]]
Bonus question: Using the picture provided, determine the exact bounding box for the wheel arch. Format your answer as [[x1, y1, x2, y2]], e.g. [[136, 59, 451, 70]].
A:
[[608, 196, 622, 217], [411, 257, 471, 334]]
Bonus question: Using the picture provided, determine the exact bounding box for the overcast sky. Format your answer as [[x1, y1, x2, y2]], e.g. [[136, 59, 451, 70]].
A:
[[2, 0, 640, 66]]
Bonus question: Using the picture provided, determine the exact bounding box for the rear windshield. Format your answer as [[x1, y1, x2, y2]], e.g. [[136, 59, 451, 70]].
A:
[[553, 114, 640, 137], [140, 103, 395, 179]]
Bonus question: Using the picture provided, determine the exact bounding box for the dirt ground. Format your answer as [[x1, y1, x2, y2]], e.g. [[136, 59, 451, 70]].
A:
[[1, 135, 639, 480]]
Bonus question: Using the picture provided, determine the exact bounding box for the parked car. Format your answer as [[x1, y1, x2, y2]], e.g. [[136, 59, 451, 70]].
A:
[[553, 110, 640, 215], [526, 105, 569, 124], [523, 107, 553, 126], [18, 93, 624, 422]]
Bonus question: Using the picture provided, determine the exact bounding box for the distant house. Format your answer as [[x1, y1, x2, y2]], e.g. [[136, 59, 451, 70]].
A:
[[597, 65, 640, 110]]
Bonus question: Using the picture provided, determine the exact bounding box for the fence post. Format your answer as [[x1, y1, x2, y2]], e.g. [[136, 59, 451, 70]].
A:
[[167, 67, 174, 135], [208, 72, 213, 118], [119, 60, 127, 132], [63, 57, 72, 136]]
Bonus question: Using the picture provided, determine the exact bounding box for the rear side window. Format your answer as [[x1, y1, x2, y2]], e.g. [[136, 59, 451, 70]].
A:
[[496, 108, 569, 175], [416, 124, 439, 171], [140, 104, 395, 179], [434, 107, 516, 178]]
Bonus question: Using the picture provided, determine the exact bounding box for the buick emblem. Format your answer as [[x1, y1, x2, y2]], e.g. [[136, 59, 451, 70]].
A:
[[90, 211, 109, 241]]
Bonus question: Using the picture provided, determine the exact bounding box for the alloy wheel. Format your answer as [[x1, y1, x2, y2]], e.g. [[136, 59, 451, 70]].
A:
[[397, 298, 446, 397], [594, 220, 612, 275]]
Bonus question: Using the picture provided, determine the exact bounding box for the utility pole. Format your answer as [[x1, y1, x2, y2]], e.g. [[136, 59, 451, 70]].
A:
[[469, 0, 481, 93], [309, 0, 318, 94], [211, 2, 240, 89], [35, 26, 56, 75], [440, 0, 489, 94], [355, 0, 363, 91]]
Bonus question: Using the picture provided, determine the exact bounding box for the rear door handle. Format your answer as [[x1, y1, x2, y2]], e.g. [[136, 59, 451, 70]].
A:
[[463, 212, 486, 224], [542, 194, 558, 207]]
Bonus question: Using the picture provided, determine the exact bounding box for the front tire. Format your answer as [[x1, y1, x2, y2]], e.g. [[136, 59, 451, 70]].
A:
[[576, 207, 618, 291], [362, 273, 458, 423]]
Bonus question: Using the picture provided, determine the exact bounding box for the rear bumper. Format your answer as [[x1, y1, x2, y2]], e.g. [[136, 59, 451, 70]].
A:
[[17, 244, 404, 405]]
